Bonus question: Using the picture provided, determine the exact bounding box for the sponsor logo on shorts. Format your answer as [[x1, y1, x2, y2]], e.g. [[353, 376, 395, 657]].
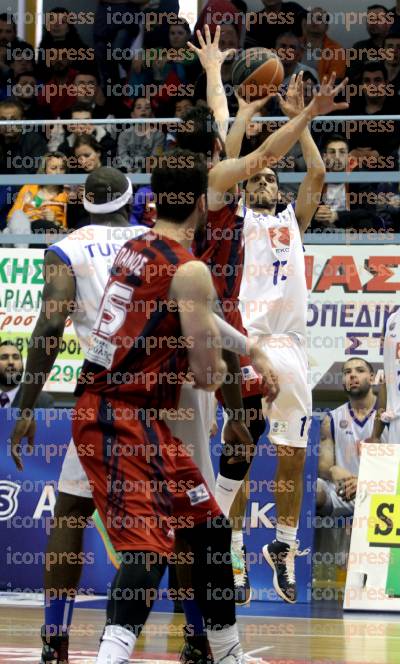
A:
[[187, 483, 209, 506], [270, 420, 289, 434]]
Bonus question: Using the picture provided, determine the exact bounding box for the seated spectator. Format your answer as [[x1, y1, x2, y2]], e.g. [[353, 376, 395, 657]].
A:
[[165, 96, 194, 148], [36, 6, 90, 82], [347, 60, 399, 157], [194, 24, 240, 115], [7, 151, 68, 231], [0, 341, 54, 408], [354, 4, 391, 50], [311, 134, 396, 233], [53, 103, 117, 163], [129, 19, 200, 116], [69, 68, 128, 119], [93, 0, 142, 86], [245, 0, 305, 49], [0, 13, 35, 100], [195, 0, 245, 46], [9, 73, 52, 123], [275, 31, 319, 85], [384, 32, 400, 94], [0, 99, 47, 174], [37, 53, 78, 117], [66, 134, 103, 229], [347, 5, 392, 81], [302, 7, 346, 81], [316, 358, 386, 518], [117, 96, 164, 172]]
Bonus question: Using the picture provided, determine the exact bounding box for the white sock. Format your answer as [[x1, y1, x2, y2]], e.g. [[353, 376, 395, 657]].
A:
[[96, 625, 136, 664], [207, 623, 243, 661], [215, 475, 243, 518], [231, 530, 244, 551], [276, 523, 297, 546]]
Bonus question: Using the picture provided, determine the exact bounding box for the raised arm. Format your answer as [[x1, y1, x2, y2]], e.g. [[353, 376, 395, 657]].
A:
[[11, 251, 76, 469], [209, 72, 349, 203], [187, 25, 235, 142], [225, 93, 272, 159], [277, 73, 350, 236]]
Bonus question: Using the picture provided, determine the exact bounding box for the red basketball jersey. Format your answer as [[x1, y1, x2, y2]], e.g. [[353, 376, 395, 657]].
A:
[[76, 231, 194, 409], [192, 200, 246, 333]]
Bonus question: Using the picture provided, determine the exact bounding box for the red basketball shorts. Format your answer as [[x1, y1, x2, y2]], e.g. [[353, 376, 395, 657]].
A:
[[72, 392, 221, 556]]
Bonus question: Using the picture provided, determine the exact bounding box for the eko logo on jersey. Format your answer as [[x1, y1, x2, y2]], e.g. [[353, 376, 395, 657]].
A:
[[0, 481, 20, 521], [268, 226, 291, 253], [187, 483, 209, 506]]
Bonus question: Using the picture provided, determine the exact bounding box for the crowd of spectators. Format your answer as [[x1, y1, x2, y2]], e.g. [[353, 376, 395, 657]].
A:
[[0, 1, 400, 237]]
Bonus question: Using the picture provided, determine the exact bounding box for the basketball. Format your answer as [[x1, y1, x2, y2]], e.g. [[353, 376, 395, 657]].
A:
[[232, 48, 285, 100]]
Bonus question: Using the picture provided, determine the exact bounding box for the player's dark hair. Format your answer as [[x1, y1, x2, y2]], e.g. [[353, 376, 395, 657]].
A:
[[175, 106, 220, 160], [243, 167, 280, 190], [151, 149, 208, 223], [343, 357, 374, 375]]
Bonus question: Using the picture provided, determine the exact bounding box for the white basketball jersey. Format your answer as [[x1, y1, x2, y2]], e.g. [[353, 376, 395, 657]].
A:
[[239, 203, 307, 338], [383, 308, 400, 421], [48, 225, 148, 353], [329, 401, 387, 476]]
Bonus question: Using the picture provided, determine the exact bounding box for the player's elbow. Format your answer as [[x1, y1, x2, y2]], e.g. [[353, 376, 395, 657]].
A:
[[311, 162, 326, 183]]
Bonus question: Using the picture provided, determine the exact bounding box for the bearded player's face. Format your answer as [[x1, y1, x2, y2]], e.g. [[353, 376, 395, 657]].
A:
[[245, 168, 279, 209], [342, 360, 374, 398]]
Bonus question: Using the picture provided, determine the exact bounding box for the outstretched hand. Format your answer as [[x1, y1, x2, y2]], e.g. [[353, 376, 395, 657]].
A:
[[187, 25, 236, 70], [309, 72, 349, 117], [277, 71, 305, 118]]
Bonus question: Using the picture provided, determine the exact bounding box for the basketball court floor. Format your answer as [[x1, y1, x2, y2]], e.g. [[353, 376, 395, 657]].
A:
[[1, 596, 399, 663]]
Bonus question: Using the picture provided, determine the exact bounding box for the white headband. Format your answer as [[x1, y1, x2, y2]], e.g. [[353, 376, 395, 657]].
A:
[[83, 178, 133, 214]]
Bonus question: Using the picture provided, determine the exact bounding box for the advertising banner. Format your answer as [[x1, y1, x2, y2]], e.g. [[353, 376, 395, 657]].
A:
[[344, 444, 400, 611], [306, 244, 399, 388], [2, 245, 399, 394], [0, 249, 83, 393], [0, 409, 319, 604]]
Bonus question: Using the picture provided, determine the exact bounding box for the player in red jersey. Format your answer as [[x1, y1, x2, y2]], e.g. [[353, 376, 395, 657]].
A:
[[71, 151, 250, 664]]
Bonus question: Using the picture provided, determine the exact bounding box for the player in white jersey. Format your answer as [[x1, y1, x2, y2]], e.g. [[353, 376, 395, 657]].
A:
[[369, 307, 400, 445], [317, 358, 387, 517], [224, 71, 349, 603], [8, 168, 150, 663]]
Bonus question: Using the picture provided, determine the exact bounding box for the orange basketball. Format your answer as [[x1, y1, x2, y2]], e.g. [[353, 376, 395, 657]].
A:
[[232, 48, 285, 100]]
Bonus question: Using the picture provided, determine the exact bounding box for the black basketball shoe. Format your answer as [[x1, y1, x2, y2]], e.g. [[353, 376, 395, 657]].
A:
[[40, 625, 69, 664], [263, 540, 309, 604], [180, 628, 214, 664]]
